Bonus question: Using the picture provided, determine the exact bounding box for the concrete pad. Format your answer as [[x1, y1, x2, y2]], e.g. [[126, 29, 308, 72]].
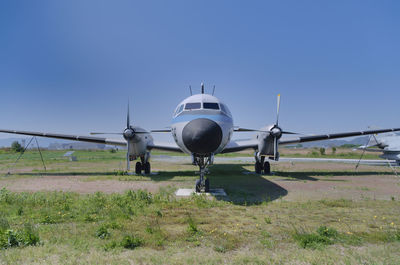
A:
[[175, 188, 227, 197]]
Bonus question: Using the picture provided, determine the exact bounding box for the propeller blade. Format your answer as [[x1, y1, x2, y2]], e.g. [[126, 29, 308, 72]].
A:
[[273, 137, 277, 160], [276, 94, 281, 126], [127, 101, 131, 128], [356, 135, 372, 170], [90, 132, 122, 135], [126, 142, 131, 171]]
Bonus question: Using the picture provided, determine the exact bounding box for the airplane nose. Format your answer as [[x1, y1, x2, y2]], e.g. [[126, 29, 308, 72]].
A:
[[182, 118, 223, 155]]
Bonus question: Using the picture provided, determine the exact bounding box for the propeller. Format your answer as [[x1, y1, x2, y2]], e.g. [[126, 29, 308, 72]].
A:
[[124, 101, 135, 171], [271, 94, 282, 160]]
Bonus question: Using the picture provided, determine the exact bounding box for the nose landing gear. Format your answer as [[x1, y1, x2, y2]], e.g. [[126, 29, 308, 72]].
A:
[[193, 155, 212, 193]]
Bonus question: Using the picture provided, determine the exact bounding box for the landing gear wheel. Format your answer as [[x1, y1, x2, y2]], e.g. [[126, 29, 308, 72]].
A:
[[195, 179, 201, 193], [144, 162, 151, 174], [263, 161, 270, 175], [255, 161, 262, 174], [204, 178, 210, 193], [135, 162, 142, 174]]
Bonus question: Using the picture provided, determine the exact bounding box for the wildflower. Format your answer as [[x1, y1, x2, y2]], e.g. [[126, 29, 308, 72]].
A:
[[380, 226, 383, 230], [256, 224, 259, 227], [224, 232, 227, 236], [382, 217, 386, 220], [346, 231, 353, 235], [374, 216, 377, 219], [391, 222, 395, 226], [338, 218, 341, 222]]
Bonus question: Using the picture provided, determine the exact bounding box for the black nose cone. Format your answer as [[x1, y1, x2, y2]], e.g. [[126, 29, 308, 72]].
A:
[[182, 118, 223, 155]]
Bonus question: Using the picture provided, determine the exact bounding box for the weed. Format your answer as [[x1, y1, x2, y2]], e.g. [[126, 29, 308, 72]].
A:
[[103, 240, 118, 251], [260, 230, 274, 248], [186, 213, 199, 235], [317, 226, 338, 238], [17, 207, 23, 216], [96, 225, 110, 239], [293, 226, 338, 249], [264, 217, 272, 224], [0, 225, 39, 249], [121, 235, 143, 249], [41, 215, 56, 224]]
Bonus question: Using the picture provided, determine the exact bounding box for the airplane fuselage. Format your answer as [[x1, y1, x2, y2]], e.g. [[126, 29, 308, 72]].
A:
[[170, 94, 234, 156]]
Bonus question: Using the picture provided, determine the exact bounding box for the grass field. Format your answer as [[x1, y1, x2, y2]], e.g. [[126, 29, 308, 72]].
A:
[[0, 149, 399, 264]]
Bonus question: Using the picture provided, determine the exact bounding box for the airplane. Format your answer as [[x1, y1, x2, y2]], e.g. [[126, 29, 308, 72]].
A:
[[1, 83, 400, 192]]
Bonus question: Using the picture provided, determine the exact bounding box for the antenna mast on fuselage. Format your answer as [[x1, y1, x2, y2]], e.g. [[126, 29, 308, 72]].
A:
[[201, 83, 204, 94]]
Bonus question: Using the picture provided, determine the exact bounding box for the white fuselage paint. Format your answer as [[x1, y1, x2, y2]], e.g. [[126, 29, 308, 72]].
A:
[[170, 94, 234, 155]]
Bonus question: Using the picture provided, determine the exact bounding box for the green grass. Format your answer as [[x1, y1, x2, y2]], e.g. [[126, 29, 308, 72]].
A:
[[0, 188, 399, 264]]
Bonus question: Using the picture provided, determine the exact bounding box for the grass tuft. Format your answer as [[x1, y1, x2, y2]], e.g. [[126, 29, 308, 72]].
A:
[[121, 234, 143, 249]]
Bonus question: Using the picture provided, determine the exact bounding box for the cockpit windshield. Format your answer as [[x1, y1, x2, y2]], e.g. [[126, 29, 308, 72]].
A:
[[203, 102, 219, 110], [185, 102, 201, 110]]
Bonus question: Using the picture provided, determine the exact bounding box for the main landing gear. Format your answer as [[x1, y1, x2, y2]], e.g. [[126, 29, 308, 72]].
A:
[[255, 155, 271, 175], [134, 154, 151, 175], [193, 155, 212, 193]]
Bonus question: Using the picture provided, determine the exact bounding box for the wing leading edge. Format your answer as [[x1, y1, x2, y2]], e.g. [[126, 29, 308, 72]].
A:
[[279, 128, 400, 145], [0, 129, 127, 146]]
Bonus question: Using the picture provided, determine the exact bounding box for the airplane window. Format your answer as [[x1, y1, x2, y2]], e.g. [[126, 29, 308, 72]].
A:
[[220, 104, 227, 113], [178, 104, 184, 113], [185, 102, 201, 110], [203, 102, 219, 110], [174, 104, 184, 116], [220, 104, 231, 116]]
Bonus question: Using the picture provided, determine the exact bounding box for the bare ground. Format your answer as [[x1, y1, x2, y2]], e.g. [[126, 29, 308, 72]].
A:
[[0, 160, 399, 202]]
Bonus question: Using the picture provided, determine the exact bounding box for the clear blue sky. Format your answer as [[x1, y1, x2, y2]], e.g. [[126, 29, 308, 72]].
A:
[[0, 0, 399, 142]]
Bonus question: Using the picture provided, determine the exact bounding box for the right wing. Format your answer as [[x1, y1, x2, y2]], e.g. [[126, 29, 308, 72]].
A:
[[147, 141, 183, 153], [0, 129, 127, 146]]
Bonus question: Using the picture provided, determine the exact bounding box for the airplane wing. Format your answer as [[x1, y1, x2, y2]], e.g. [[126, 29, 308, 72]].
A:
[[0, 129, 127, 146], [222, 127, 400, 154], [147, 141, 183, 152], [279, 128, 400, 145], [278, 157, 398, 166], [221, 139, 258, 153]]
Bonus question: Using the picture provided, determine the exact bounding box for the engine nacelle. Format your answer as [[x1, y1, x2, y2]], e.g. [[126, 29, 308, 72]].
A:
[[256, 125, 278, 156]]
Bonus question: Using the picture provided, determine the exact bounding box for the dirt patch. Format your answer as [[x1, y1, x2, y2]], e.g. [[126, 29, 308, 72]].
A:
[[0, 175, 182, 194]]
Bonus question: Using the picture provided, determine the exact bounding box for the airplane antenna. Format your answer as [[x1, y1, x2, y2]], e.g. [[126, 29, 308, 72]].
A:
[[212, 85, 215, 96], [189, 85, 192, 96], [201, 83, 204, 94]]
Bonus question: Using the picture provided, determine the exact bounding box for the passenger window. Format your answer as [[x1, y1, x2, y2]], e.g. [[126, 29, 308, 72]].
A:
[[203, 102, 219, 110], [185, 102, 201, 110]]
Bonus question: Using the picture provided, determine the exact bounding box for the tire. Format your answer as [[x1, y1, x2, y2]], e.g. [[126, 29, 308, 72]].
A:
[[204, 178, 210, 193], [135, 162, 142, 174], [263, 161, 270, 175], [195, 179, 201, 193], [255, 162, 262, 174], [144, 162, 151, 174]]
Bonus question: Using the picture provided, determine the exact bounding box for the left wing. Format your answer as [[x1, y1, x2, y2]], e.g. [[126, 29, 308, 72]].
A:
[[279, 157, 397, 166], [222, 127, 400, 154], [0, 129, 127, 146]]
